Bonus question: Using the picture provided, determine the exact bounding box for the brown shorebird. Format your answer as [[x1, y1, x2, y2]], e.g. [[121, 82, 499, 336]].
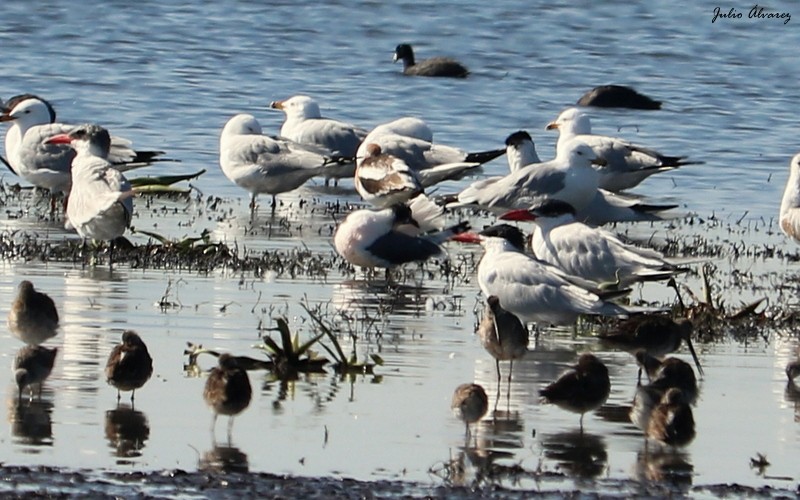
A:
[[8, 281, 59, 345], [204, 353, 252, 441], [14, 345, 58, 400], [786, 360, 800, 382], [645, 388, 696, 447], [539, 353, 611, 430], [630, 357, 699, 432], [478, 296, 529, 385], [105, 331, 153, 403], [599, 315, 703, 377], [451, 383, 488, 438]]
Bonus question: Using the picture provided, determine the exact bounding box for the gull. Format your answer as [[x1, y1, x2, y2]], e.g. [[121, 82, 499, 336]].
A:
[[204, 353, 252, 442], [497, 130, 678, 225], [105, 330, 153, 403], [355, 117, 505, 184], [354, 143, 423, 207], [449, 139, 604, 216], [539, 353, 611, 430], [334, 202, 469, 269], [219, 113, 329, 212], [452, 224, 636, 326], [500, 200, 688, 286], [269, 95, 367, 184], [546, 107, 700, 192], [14, 345, 58, 401], [393, 44, 469, 78], [780, 153, 800, 243], [0, 94, 166, 200], [45, 124, 134, 255], [8, 280, 59, 345]]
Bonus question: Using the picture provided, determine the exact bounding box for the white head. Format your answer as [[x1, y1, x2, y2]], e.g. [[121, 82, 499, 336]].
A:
[[221, 114, 263, 138], [0, 95, 57, 130], [270, 95, 322, 120], [546, 107, 592, 136], [558, 139, 602, 165], [45, 124, 111, 158], [504, 130, 540, 171]]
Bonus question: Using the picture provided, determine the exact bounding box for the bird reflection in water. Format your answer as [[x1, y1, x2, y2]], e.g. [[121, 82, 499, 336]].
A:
[[635, 446, 693, 488], [784, 376, 800, 423], [541, 430, 608, 480], [198, 442, 249, 474], [104, 404, 150, 462], [8, 396, 53, 449]]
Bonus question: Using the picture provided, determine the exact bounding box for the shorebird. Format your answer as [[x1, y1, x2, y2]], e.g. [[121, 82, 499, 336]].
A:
[[45, 124, 134, 265], [499, 200, 687, 287], [14, 345, 58, 400], [780, 153, 800, 244], [393, 44, 469, 78], [786, 359, 800, 382], [539, 353, 611, 430], [334, 203, 469, 270], [204, 353, 252, 441], [219, 113, 330, 213], [452, 224, 637, 327], [599, 315, 703, 377], [645, 388, 696, 447], [546, 107, 700, 192], [105, 331, 154, 403], [477, 295, 528, 385], [630, 357, 699, 434], [8, 280, 59, 345], [451, 383, 488, 437], [269, 95, 367, 184]]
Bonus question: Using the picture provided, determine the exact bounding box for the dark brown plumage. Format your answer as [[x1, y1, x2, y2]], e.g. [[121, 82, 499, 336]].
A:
[[14, 345, 58, 400], [393, 44, 469, 78], [105, 331, 153, 403], [204, 353, 252, 440], [646, 388, 696, 447], [8, 280, 59, 345], [539, 353, 611, 430], [451, 383, 488, 437], [576, 85, 661, 110], [478, 295, 528, 384]]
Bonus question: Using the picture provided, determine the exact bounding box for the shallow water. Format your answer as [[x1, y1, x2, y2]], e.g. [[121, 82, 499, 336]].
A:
[[1, 0, 800, 495]]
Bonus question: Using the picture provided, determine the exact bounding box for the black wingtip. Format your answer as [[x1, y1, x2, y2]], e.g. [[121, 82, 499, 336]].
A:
[[464, 148, 506, 165]]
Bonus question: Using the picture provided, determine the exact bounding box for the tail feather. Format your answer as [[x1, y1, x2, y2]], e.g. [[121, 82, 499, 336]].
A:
[[417, 162, 481, 187]]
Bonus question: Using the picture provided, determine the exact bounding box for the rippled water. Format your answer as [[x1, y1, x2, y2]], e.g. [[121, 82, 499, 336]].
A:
[[1, 0, 799, 494]]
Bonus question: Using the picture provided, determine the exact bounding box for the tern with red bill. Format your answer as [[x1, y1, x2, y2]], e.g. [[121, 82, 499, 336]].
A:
[[500, 200, 688, 287]]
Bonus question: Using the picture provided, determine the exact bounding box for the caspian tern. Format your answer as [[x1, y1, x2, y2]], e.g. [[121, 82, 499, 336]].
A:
[[539, 353, 611, 429], [14, 345, 57, 400], [7, 280, 59, 346], [780, 153, 800, 243], [499, 129, 678, 225], [105, 330, 153, 403], [576, 85, 661, 110], [269, 95, 367, 183], [0, 94, 166, 197], [354, 143, 423, 207], [546, 107, 701, 192], [393, 44, 469, 78], [451, 383, 488, 438], [452, 224, 635, 326], [219, 114, 329, 212], [449, 139, 604, 215], [334, 203, 469, 269], [355, 117, 505, 185], [46, 124, 134, 246], [500, 200, 687, 286]]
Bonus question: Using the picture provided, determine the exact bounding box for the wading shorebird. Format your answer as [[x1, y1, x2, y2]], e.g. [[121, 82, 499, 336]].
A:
[[599, 315, 703, 378], [644, 388, 696, 448], [14, 345, 58, 400], [477, 296, 529, 386], [8, 280, 59, 345], [630, 357, 699, 434], [451, 383, 489, 438], [539, 353, 611, 431], [106, 331, 154, 403], [393, 43, 469, 78], [204, 353, 252, 442]]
